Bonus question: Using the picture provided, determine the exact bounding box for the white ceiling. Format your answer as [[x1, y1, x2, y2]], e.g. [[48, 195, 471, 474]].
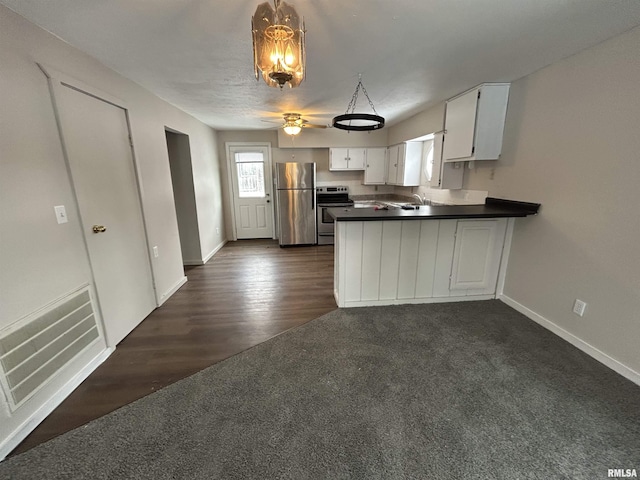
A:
[[3, 0, 640, 131]]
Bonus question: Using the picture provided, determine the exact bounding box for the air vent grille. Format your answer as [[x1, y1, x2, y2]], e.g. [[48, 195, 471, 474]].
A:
[[0, 288, 100, 409]]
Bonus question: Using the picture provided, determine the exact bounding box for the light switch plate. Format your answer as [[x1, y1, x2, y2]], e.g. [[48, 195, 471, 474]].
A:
[[54, 205, 68, 224]]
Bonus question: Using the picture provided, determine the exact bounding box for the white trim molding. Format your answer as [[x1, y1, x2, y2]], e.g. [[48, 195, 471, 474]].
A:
[[183, 239, 227, 266], [202, 239, 227, 265], [499, 295, 640, 387], [158, 276, 188, 306]]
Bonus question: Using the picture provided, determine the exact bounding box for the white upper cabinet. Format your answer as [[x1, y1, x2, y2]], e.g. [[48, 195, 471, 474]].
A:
[[329, 148, 366, 171], [386, 142, 422, 186], [429, 132, 464, 190], [363, 147, 387, 185], [442, 83, 510, 162]]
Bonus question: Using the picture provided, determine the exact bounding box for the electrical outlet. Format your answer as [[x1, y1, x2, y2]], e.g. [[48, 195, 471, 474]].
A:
[[572, 299, 587, 317], [153, 246, 159, 258], [216, 227, 220, 236]]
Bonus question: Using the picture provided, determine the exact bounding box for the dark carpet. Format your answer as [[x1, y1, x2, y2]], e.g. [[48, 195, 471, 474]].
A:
[[1, 300, 639, 479]]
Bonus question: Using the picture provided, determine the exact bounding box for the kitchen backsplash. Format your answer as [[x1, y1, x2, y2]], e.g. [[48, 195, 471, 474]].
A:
[[316, 178, 487, 205]]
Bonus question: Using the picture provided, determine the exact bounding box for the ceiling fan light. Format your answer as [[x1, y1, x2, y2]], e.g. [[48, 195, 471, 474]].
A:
[[283, 124, 302, 135], [252, 0, 305, 89]]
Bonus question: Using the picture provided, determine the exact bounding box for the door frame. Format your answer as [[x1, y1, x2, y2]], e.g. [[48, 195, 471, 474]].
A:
[[225, 142, 276, 241], [38, 63, 158, 324]]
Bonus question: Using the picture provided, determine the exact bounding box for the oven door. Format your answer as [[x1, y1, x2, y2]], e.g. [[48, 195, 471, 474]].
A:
[[317, 203, 350, 245], [316, 205, 334, 245], [317, 206, 336, 235]]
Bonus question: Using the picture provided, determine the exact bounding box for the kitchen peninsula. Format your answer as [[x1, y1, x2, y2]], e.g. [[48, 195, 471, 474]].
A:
[[328, 198, 540, 308]]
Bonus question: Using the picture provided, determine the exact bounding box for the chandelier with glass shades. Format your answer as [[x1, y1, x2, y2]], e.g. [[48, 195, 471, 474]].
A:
[[252, 0, 306, 89]]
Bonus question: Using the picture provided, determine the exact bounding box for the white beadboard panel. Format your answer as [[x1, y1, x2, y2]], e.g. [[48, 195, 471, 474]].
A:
[[415, 220, 440, 298], [379, 222, 402, 300], [361, 222, 383, 302], [344, 222, 364, 302], [433, 220, 457, 297], [343, 294, 496, 308], [334, 223, 345, 306], [397, 221, 421, 299]]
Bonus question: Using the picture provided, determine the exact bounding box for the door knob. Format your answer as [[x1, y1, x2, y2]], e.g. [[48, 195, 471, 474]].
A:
[[92, 225, 107, 233], [266, 200, 270, 203]]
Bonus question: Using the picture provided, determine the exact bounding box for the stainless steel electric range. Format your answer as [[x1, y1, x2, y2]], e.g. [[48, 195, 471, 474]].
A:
[[316, 186, 353, 245]]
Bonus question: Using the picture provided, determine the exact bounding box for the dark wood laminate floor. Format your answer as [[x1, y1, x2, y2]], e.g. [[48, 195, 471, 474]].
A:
[[12, 239, 336, 455]]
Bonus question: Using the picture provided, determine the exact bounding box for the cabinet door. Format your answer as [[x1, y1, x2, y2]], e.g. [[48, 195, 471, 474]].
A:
[[386, 145, 399, 185], [431, 133, 464, 190], [398, 142, 421, 186], [449, 219, 506, 293], [443, 87, 479, 161], [429, 133, 444, 188], [363, 148, 387, 184], [396, 143, 406, 184], [329, 148, 350, 170], [348, 148, 366, 170]]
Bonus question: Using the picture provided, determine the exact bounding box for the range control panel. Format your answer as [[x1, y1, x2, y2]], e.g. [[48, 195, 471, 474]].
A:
[[317, 186, 349, 194]]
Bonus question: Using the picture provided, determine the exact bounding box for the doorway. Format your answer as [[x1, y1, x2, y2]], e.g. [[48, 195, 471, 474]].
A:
[[226, 143, 275, 240], [165, 129, 202, 265], [44, 67, 157, 347]]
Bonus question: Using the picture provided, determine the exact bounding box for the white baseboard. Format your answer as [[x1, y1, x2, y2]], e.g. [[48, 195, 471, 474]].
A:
[[202, 240, 227, 265], [181, 240, 227, 266], [499, 294, 640, 387], [158, 276, 188, 306], [183, 259, 204, 266], [0, 347, 114, 461], [339, 294, 496, 309]]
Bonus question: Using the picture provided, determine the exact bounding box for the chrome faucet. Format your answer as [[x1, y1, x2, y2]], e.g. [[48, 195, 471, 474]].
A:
[[412, 193, 432, 206]]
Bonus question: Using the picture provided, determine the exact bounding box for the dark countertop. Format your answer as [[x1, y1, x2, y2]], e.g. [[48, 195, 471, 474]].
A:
[[327, 197, 541, 222]]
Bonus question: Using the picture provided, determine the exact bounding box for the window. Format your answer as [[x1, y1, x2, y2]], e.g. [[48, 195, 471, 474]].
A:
[[235, 152, 265, 198]]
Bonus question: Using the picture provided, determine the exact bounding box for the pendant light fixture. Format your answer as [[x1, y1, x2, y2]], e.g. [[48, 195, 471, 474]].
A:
[[332, 74, 385, 131], [252, 0, 306, 89]]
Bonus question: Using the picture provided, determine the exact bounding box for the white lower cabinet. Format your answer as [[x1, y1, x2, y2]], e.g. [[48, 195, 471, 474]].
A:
[[334, 218, 509, 307], [450, 219, 507, 294]]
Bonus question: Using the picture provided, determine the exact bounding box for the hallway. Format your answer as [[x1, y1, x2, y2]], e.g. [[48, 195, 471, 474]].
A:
[[13, 240, 336, 454]]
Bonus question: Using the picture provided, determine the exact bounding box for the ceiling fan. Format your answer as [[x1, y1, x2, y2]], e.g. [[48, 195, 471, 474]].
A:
[[280, 113, 327, 135]]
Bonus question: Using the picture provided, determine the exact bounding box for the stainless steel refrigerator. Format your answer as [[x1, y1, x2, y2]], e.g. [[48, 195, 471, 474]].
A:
[[276, 162, 316, 246]]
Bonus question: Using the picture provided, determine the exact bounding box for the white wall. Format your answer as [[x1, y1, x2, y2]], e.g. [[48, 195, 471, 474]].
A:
[[390, 26, 640, 379], [277, 127, 388, 148], [0, 5, 224, 452], [468, 26, 640, 377], [166, 131, 202, 264]]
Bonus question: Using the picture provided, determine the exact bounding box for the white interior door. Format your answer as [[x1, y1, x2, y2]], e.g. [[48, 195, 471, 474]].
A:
[[228, 145, 274, 239], [50, 77, 156, 347]]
